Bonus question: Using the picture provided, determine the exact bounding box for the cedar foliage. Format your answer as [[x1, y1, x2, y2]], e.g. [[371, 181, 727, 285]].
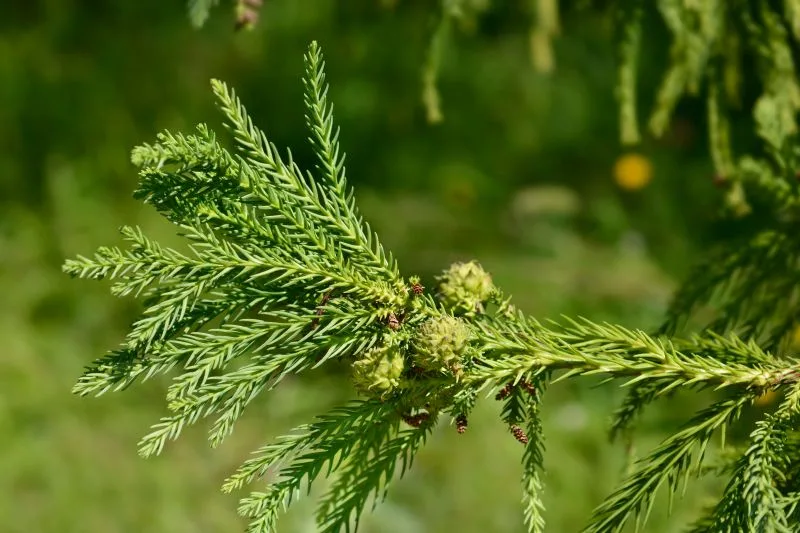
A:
[[65, 2, 800, 532]]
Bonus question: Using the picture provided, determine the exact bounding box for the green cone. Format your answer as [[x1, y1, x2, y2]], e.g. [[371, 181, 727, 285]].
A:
[[412, 315, 471, 373], [352, 345, 405, 398], [437, 261, 494, 314]]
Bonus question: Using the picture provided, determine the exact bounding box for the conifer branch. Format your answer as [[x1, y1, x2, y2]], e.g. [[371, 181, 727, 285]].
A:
[[521, 377, 547, 533], [584, 396, 749, 532], [694, 385, 800, 531], [65, 41, 800, 532], [315, 421, 433, 532], [471, 316, 795, 393]]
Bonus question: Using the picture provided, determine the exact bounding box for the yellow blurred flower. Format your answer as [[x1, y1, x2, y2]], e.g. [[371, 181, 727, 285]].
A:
[[613, 153, 653, 191]]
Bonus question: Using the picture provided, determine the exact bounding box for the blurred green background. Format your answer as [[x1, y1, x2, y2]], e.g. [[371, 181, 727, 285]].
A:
[[0, 1, 758, 532]]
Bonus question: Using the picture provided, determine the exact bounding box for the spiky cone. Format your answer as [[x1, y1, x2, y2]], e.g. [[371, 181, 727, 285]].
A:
[[436, 261, 495, 315], [411, 315, 471, 374], [352, 345, 405, 399]]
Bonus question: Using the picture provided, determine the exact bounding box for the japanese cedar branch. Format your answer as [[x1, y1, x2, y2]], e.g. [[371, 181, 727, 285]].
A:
[[64, 42, 800, 533]]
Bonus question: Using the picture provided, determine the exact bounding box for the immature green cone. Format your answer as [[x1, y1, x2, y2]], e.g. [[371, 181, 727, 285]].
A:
[[412, 315, 471, 373], [352, 346, 405, 398], [437, 261, 495, 314]]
